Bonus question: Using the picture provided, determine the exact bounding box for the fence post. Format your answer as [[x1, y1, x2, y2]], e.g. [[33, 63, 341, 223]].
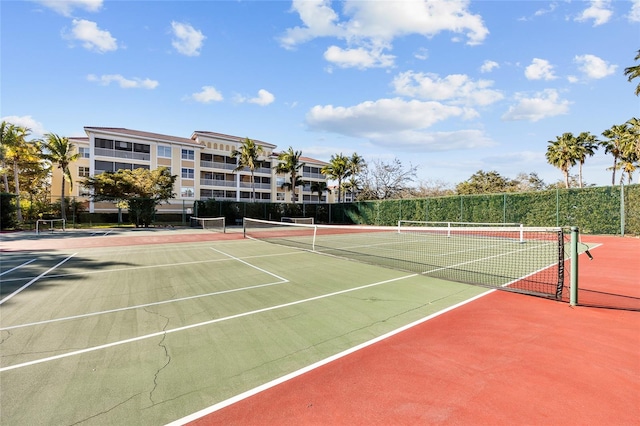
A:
[[570, 226, 579, 306], [620, 183, 625, 237]]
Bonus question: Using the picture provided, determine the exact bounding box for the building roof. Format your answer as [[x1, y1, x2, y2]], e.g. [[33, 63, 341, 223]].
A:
[[191, 131, 277, 149], [85, 127, 201, 146]]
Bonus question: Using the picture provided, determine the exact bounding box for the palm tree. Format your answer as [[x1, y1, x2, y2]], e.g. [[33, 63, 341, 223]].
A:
[[231, 137, 264, 202], [546, 133, 578, 188], [41, 133, 80, 220], [0, 121, 14, 192], [624, 50, 640, 96], [2, 124, 33, 221], [574, 131, 599, 188], [347, 152, 365, 200], [274, 147, 304, 203], [310, 180, 330, 203], [321, 153, 350, 203], [601, 124, 629, 185]]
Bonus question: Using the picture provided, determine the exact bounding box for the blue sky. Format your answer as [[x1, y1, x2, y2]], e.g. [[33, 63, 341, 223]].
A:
[[2, 0, 639, 188]]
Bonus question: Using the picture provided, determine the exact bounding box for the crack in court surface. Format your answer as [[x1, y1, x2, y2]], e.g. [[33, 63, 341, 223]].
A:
[[144, 307, 173, 405]]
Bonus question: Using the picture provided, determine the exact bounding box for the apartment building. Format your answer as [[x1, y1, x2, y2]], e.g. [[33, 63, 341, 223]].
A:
[[54, 127, 330, 214]]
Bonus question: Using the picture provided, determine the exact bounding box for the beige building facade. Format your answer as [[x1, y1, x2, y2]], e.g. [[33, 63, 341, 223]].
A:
[[54, 127, 330, 214]]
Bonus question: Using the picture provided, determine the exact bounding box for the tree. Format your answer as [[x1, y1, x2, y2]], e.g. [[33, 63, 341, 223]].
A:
[[624, 49, 640, 96], [412, 179, 455, 197], [1, 123, 35, 222], [231, 137, 264, 202], [513, 172, 546, 192], [546, 132, 578, 188], [456, 170, 517, 195], [83, 167, 176, 227], [346, 152, 365, 200], [358, 158, 418, 200], [41, 133, 80, 221], [274, 147, 304, 203], [321, 153, 350, 203], [601, 124, 630, 185], [310, 180, 330, 202], [574, 131, 599, 188]]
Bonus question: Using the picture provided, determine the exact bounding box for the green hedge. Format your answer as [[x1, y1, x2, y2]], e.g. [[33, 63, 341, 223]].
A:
[[343, 185, 638, 235]]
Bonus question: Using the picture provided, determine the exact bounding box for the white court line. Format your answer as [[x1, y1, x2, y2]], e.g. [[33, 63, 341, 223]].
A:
[[0, 280, 288, 331], [209, 247, 288, 282], [0, 254, 77, 306], [0, 274, 417, 373], [1, 247, 293, 331], [0, 258, 37, 276], [165, 287, 494, 426], [0, 250, 303, 284]]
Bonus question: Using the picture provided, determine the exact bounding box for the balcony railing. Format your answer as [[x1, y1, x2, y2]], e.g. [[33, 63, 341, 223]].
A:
[[239, 182, 271, 190], [200, 179, 236, 187], [302, 171, 324, 179], [95, 148, 150, 161]]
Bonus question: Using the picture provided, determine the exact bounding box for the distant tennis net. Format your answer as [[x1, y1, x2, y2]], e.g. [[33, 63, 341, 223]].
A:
[[190, 216, 226, 233], [244, 218, 566, 299]]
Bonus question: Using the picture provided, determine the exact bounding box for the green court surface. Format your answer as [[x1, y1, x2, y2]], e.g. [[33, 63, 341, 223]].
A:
[[0, 238, 488, 425]]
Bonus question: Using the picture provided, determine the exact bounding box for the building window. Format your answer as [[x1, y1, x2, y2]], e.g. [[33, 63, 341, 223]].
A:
[[181, 187, 195, 198], [181, 149, 195, 160], [181, 168, 194, 179], [78, 147, 90, 158], [79, 184, 91, 197], [158, 145, 171, 158], [78, 166, 90, 178], [277, 192, 285, 201], [276, 177, 286, 188]]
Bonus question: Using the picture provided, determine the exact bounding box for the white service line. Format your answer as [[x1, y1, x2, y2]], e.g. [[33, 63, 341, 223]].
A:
[[0, 279, 288, 331], [0, 273, 417, 373], [165, 287, 494, 426], [0, 258, 37, 277], [209, 247, 289, 282], [0, 254, 77, 306]]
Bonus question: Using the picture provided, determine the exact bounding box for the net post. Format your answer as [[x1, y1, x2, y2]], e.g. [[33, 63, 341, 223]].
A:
[[570, 226, 579, 306], [242, 218, 246, 238], [519, 224, 524, 243], [312, 225, 317, 251]]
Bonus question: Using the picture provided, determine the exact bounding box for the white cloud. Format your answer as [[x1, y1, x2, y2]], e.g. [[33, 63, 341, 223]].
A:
[[534, 2, 558, 17], [280, 0, 489, 68], [0, 115, 47, 138], [575, 0, 613, 26], [372, 129, 496, 151], [171, 22, 205, 56], [480, 60, 499, 73], [306, 98, 468, 139], [35, 0, 102, 17], [324, 45, 395, 69], [501, 89, 571, 122], [392, 71, 503, 107], [87, 74, 159, 89], [67, 19, 117, 53], [525, 58, 557, 80], [414, 48, 429, 61], [630, 0, 640, 22], [574, 54, 617, 79], [187, 86, 223, 103], [248, 89, 275, 106]]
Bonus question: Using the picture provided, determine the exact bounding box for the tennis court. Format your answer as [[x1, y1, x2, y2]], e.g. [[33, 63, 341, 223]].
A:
[[0, 225, 637, 425]]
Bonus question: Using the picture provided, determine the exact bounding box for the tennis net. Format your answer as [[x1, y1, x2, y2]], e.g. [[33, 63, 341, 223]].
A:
[[244, 218, 567, 299], [190, 216, 226, 233]]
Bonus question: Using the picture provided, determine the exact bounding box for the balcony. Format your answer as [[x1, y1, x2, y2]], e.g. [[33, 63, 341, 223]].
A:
[[200, 179, 236, 187], [200, 160, 236, 171], [239, 182, 271, 190], [95, 148, 150, 161]]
